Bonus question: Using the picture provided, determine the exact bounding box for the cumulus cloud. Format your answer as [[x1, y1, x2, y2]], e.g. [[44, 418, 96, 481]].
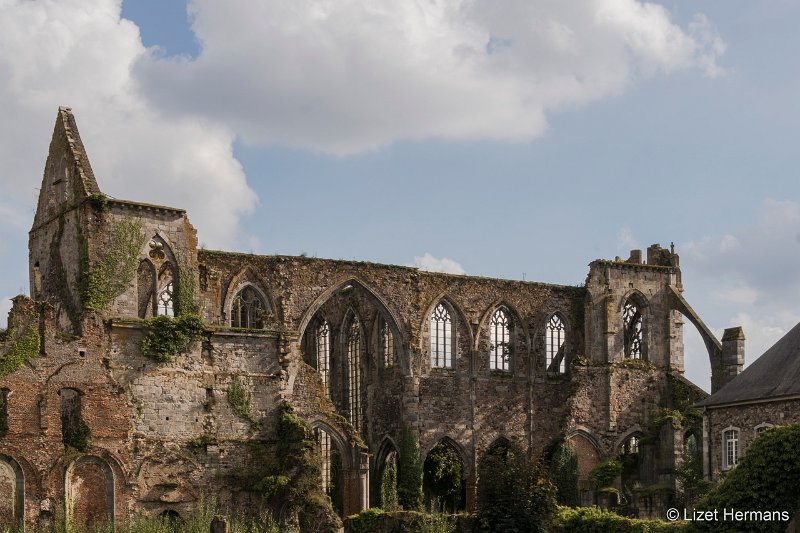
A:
[[680, 199, 800, 389], [413, 253, 466, 275], [135, 0, 726, 154], [0, 0, 257, 248]]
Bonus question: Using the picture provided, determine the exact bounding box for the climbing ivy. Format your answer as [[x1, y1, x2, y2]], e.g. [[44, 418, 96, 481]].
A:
[[397, 425, 424, 511], [547, 438, 580, 506], [81, 217, 144, 311], [174, 262, 200, 316], [140, 314, 205, 363], [423, 442, 463, 513], [380, 455, 400, 511], [226, 377, 260, 430], [0, 307, 41, 379]]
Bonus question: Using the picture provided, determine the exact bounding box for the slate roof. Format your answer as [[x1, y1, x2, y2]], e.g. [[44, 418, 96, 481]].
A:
[[698, 321, 800, 407]]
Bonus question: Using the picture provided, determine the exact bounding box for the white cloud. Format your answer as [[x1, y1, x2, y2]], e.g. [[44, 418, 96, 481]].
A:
[[616, 227, 639, 251], [412, 253, 466, 275], [0, 0, 257, 249], [680, 198, 800, 390], [134, 0, 725, 154], [0, 296, 13, 330]]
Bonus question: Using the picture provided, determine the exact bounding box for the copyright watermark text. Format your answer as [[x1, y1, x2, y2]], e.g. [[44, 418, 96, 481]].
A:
[[666, 508, 790, 522]]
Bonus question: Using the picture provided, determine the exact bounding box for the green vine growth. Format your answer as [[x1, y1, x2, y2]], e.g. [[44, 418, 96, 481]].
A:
[[227, 377, 260, 430], [82, 217, 144, 311], [140, 314, 205, 363], [0, 307, 41, 379]]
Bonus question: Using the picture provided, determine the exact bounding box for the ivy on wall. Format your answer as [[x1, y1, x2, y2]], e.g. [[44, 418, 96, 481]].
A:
[[397, 425, 423, 511], [82, 217, 144, 311], [0, 306, 41, 380], [226, 377, 260, 430], [140, 314, 204, 363]]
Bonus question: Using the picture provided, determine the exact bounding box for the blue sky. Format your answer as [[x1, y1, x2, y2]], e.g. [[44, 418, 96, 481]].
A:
[[2, 0, 800, 391]]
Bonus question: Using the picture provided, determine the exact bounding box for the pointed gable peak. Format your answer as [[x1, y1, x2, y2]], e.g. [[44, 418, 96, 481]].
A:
[[32, 107, 102, 228]]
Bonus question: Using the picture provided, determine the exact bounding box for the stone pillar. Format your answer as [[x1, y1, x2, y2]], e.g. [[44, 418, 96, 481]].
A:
[[711, 327, 745, 393]]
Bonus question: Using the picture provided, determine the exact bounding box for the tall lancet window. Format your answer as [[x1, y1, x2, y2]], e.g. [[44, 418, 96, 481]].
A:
[[546, 314, 566, 374], [430, 303, 452, 368], [490, 308, 511, 371], [347, 317, 361, 431], [623, 300, 643, 359], [317, 321, 330, 395]]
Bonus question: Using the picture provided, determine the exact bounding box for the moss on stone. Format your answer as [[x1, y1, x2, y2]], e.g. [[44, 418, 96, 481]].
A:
[[140, 314, 205, 363], [227, 377, 260, 430]]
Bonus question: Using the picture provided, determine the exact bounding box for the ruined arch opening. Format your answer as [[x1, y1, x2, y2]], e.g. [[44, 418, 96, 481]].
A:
[[373, 439, 400, 510], [314, 426, 345, 517], [0, 455, 24, 529], [66, 455, 115, 530], [423, 439, 466, 513]]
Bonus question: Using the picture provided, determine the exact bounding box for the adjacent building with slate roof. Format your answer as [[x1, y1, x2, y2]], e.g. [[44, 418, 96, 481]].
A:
[[697, 322, 800, 479]]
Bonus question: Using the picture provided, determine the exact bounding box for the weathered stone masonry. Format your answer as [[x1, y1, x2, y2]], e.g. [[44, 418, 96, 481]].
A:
[[0, 108, 731, 528]]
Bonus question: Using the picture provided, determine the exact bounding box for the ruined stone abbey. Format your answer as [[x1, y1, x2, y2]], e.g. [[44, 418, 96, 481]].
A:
[[1, 108, 748, 529]]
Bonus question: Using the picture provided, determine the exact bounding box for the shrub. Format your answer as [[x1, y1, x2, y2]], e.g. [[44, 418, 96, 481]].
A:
[[548, 439, 580, 506], [689, 423, 800, 532], [141, 314, 205, 363], [590, 459, 623, 489], [556, 506, 687, 532]]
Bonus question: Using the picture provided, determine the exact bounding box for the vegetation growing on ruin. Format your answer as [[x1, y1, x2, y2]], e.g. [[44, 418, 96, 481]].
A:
[[640, 374, 703, 445], [476, 439, 557, 532], [82, 217, 144, 311], [174, 262, 200, 316], [380, 456, 400, 511], [87, 192, 109, 211], [241, 403, 340, 531], [547, 438, 580, 506], [188, 434, 218, 448], [62, 417, 91, 451], [0, 306, 41, 380], [141, 314, 205, 363], [227, 377, 260, 430], [423, 442, 463, 513], [398, 425, 424, 510], [589, 459, 623, 489]]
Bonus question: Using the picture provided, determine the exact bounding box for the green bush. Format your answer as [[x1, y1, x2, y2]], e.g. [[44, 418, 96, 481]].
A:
[[689, 423, 800, 532], [227, 378, 260, 430], [0, 307, 41, 379], [140, 314, 205, 363], [380, 454, 400, 511], [590, 459, 623, 489], [62, 418, 91, 451], [556, 506, 687, 532], [423, 442, 463, 513]]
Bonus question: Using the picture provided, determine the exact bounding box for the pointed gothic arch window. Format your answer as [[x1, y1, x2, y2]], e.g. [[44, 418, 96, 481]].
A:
[[430, 303, 453, 368], [623, 300, 643, 359], [317, 320, 330, 395], [157, 263, 174, 317], [490, 307, 511, 371], [137, 260, 156, 319], [546, 313, 567, 374], [347, 316, 362, 431], [380, 315, 395, 368], [231, 286, 265, 328]]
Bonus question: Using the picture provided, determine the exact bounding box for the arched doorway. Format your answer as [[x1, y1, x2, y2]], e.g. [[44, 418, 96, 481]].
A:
[[423, 440, 466, 513]]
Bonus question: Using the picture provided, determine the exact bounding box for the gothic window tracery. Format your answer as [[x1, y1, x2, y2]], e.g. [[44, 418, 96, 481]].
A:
[[490, 308, 511, 371], [430, 303, 453, 368], [380, 316, 395, 368], [546, 313, 566, 374], [347, 316, 362, 431], [157, 263, 174, 317], [231, 286, 265, 328], [623, 300, 643, 359], [317, 321, 330, 395]]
